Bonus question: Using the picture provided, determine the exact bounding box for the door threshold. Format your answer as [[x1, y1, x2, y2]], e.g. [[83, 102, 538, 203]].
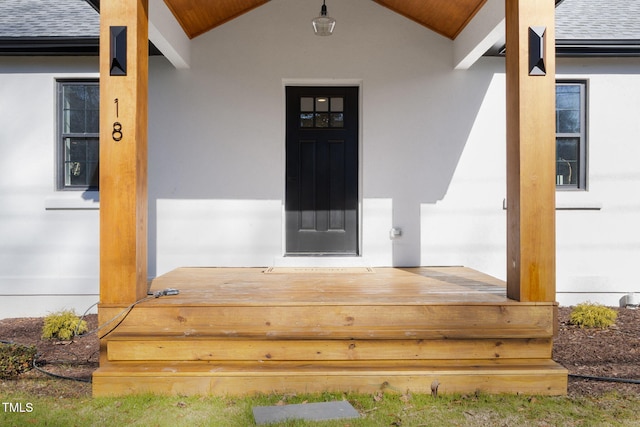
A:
[[273, 256, 369, 268]]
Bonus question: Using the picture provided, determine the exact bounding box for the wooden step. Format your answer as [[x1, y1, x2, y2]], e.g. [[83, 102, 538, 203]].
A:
[[92, 359, 568, 397], [106, 336, 553, 362], [98, 303, 556, 340], [94, 268, 565, 397]]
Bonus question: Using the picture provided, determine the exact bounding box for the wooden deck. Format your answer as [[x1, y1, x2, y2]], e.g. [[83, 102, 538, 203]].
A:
[[92, 267, 567, 396]]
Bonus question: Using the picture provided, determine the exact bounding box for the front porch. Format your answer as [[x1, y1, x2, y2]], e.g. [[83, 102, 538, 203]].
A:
[[95, 0, 564, 397], [92, 267, 567, 396]]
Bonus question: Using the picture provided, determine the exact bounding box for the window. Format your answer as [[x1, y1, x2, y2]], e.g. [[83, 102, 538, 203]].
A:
[[57, 80, 99, 190], [556, 81, 587, 189], [299, 96, 344, 128]]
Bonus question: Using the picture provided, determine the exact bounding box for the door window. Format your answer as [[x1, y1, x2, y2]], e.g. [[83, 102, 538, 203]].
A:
[[300, 97, 344, 128]]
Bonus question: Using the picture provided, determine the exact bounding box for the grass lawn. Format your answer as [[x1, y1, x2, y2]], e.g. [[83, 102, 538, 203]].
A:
[[2, 379, 639, 426]]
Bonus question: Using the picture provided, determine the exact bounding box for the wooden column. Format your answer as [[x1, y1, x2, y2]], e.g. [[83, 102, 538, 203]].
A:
[[99, 0, 149, 304], [505, 0, 556, 302]]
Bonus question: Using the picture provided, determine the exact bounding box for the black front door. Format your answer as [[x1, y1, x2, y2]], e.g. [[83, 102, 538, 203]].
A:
[[285, 86, 359, 255]]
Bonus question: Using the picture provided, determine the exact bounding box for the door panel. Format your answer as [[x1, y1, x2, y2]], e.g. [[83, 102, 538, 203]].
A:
[[285, 86, 359, 255]]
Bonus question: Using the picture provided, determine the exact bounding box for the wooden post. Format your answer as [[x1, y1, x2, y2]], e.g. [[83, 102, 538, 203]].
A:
[[505, 0, 556, 302], [99, 0, 149, 304]]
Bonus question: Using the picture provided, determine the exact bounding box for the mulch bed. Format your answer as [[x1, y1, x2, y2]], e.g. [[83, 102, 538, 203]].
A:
[[1, 307, 639, 398], [0, 314, 98, 398], [554, 306, 640, 398]]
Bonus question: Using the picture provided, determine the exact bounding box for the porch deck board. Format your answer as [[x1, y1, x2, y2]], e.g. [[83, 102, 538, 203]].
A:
[[144, 267, 510, 306]]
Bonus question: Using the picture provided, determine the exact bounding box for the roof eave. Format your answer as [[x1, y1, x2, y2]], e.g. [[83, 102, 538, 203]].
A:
[[0, 37, 99, 56], [0, 37, 163, 57], [556, 39, 640, 57], [487, 39, 640, 58]]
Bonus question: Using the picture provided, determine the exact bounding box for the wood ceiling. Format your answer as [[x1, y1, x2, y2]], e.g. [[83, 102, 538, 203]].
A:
[[162, 0, 488, 40], [373, 0, 487, 39], [162, 0, 270, 39]]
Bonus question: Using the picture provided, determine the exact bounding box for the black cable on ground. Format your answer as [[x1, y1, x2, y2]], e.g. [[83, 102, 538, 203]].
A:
[[32, 353, 92, 384], [569, 373, 640, 385], [3, 289, 180, 384]]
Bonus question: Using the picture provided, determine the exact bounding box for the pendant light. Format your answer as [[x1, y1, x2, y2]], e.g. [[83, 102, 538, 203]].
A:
[[312, 0, 335, 36]]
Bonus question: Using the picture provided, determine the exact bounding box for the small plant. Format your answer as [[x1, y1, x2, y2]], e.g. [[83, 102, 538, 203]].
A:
[[42, 310, 88, 340], [0, 342, 37, 379], [569, 302, 617, 329]]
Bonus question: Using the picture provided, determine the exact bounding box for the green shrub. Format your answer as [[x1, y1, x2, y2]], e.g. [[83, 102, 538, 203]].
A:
[[0, 342, 37, 379], [569, 302, 617, 329], [42, 310, 88, 340]]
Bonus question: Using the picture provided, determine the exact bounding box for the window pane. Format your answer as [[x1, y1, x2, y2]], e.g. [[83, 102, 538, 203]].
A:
[[63, 84, 100, 134], [300, 113, 314, 128], [315, 113, 329, 128], [67, 109, 87, 133], [63, 86, 87, 133], [67, 138, 86, 161], [87, 161, 99, 188], [69, 160, 99, 188], [86, 87, 99, 133], [315, 97, 329, 112], [87, 85, 99, 108], [86, 109, 100, 133], [65, 138, 86, 186], [331, 97, 343, 112], [64, 138, 99, 187], [63, 85, 86, 110], [557, 109, 580, 133], [556, 84, 581, 134], [556, 85, 580, 109], [88, 139, 100, 162], [330, 113, 344, 128], [300, 97, 314, 112], [556, 137, 579, 186]]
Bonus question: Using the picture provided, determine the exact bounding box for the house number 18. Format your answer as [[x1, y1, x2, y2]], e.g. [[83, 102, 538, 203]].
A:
[[112, 98, 123, 142]]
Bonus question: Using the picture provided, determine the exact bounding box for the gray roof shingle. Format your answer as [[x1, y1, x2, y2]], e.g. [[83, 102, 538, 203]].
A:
[[556, 0, 640, 40], [0, 0, 638, 45], [0, 0, 98, 38]]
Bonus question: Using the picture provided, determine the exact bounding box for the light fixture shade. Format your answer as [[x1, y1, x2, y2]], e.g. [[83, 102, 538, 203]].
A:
[[312, 2, 335, 36], [312, 16, 336, 36]]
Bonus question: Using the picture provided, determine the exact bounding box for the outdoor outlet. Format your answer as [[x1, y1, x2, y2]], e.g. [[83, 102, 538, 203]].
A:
[[390, 227, 402, 240]]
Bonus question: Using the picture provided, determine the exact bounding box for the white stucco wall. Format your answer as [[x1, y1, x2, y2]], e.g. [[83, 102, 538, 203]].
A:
[[555, 59, 640, 305], [0, 57, 100, 317], [421, 57, 640, 306], [1, 0, 639, 316]]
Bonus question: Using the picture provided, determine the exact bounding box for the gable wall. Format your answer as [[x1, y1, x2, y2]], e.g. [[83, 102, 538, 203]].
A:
[[148, 0, 493, 273]]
